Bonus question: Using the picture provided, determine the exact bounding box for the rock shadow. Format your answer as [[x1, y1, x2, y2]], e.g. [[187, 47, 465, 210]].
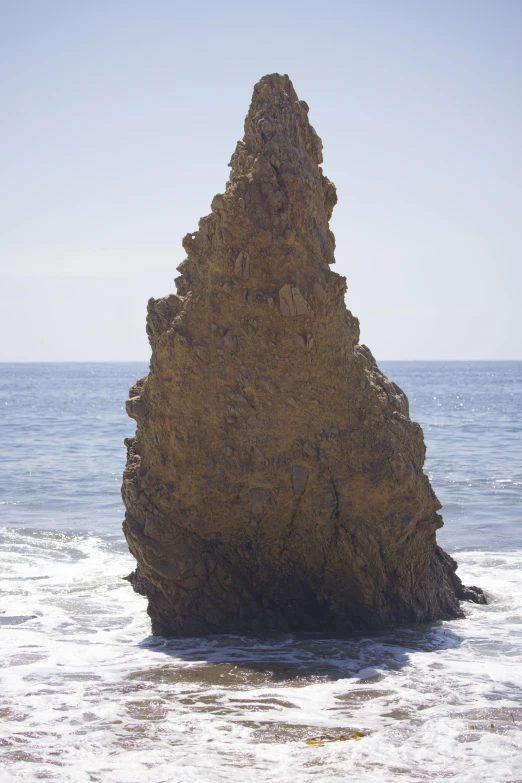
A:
[[130, 622, 464, 687]]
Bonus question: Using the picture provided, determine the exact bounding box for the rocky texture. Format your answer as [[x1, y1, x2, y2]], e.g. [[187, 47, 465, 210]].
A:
[[122, 74, 484, 636]]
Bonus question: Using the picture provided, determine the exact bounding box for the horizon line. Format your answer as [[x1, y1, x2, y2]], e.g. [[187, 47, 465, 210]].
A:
[[1, 359, 521, 365]]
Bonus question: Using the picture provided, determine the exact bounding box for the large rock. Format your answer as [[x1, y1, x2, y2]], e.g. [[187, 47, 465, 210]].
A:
[[122, 74, 483, 636]]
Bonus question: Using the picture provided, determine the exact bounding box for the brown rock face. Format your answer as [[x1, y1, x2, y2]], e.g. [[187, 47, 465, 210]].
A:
[[122, 74, 479, 636]]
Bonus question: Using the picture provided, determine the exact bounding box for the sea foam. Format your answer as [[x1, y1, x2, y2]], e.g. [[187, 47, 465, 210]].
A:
[[1, 528, 521, 782]]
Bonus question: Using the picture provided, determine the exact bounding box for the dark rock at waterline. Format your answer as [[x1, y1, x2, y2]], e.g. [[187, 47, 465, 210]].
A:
[[459, 585, 488, 605], [123, 568, 147, 596], [121, 73, 484, 636]]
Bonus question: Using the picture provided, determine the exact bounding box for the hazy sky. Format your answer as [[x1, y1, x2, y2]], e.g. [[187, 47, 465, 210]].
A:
[[1, 0, 521, 361]]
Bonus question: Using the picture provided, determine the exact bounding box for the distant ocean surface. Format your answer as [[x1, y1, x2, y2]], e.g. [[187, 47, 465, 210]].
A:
[[1, 361, 521, 782]]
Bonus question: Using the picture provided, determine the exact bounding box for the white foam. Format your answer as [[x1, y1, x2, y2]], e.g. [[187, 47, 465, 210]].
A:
[[1, 529, 521, 782]]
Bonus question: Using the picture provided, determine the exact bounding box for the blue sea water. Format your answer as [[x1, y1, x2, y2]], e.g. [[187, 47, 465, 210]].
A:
[[0, 361, 521, 782]]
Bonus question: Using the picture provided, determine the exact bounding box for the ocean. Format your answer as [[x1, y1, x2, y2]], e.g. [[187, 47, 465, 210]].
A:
[[1, 361, 521, 782]]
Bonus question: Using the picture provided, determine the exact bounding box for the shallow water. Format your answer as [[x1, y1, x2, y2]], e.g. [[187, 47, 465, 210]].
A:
[[0, 361, 521, 782]]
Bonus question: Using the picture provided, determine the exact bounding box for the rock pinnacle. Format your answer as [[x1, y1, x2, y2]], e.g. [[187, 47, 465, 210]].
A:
[[122, 74, 483, 636]]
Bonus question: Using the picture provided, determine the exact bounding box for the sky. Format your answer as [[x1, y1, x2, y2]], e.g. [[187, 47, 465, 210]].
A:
[[0, 0, 521, 361]]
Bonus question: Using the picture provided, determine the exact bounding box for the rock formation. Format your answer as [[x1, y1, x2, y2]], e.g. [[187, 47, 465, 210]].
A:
[[122, 74, 484, 636]]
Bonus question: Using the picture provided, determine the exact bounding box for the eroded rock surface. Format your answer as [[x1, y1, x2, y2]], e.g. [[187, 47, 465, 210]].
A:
[[122, 74, 483, 636]]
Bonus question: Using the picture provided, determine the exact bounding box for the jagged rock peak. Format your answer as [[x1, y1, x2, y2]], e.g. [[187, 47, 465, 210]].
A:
[[240, 73, 323, 165], [174, 73, 338, 304]]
